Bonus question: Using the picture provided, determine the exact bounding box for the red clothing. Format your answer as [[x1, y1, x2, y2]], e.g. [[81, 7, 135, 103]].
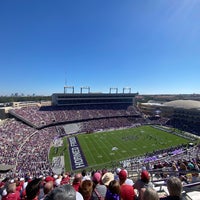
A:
[[120, 184, 135, 200], [45, 176, 54, 183], [16, 185, 22, 192], [73, 182, 81, 192], [61, 176, 70, 185], [2, 191, 20, 200], [0, 182, 5, 187]]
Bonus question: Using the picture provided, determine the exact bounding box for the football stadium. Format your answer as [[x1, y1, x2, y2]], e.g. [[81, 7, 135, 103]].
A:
[[1, 89, 200, 199]]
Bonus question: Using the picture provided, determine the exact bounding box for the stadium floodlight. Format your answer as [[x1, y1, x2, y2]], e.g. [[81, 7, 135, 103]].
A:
[[109, 87, 118, 94], [123, 87, 131, 93], [80, 86, 90, 93], [64, 86, 74, 94]]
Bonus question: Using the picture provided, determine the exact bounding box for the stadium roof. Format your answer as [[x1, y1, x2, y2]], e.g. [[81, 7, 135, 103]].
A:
[[163, 100, 200, 109]]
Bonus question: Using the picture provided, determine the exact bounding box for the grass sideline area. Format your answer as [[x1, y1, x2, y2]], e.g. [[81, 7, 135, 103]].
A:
[[49, 125, 193, 171]]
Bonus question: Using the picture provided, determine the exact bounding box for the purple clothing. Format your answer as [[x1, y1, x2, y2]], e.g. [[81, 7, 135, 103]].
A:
[[105, 189, 120, 200]]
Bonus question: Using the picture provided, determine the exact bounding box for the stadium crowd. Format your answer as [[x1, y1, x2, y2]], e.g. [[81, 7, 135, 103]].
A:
[[1, 103, 147, 177], [9, 104, 141, 128], [1, 103, 200, 200], [1, 157, 200, 200], [166, 119, 200, 137]]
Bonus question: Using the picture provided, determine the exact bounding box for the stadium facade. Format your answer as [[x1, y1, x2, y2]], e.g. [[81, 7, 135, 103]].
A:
[[139, 100, 200, 135], [52, 92, 138, 106]]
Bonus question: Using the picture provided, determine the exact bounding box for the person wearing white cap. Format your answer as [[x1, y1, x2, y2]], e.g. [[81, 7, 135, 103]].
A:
[[53, 175, 58, 180]]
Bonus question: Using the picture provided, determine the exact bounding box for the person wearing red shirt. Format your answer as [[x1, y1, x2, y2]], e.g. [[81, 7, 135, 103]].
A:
[[2, 182, 20, 200], [72, 173, 82, 192], [118, 169, 136, 200]]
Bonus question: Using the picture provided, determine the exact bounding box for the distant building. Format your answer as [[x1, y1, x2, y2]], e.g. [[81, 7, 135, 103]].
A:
[[138, 102, 164, 117], [0, 101, 51, 120], [139, 100, 200, 134], [11, 101, 51, 107], [0, 107, 12, 119]]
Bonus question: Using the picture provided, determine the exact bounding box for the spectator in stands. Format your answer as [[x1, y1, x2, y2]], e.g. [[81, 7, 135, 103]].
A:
[[91, 172, 107, 200], [117, 169, 133, 186], [72, 173, 82, 192], [54, 175, 62, 187], [142, 187, 159, 200], [192, 159, 200, 171], [81, 170, 91, 181], [105, 180, 120, 200], [44, 177, 54, 185], [102, 173, 114, 187], [191, 171, 200, 183], [134, 170, 153, 200], [60, 173, 70, 185], [178, 162, 188, 184], [15, 179, 23, 194], [41, 181, 54, 200], [114, 168, 121, 181], [118, 169, 136, 200], [0, 179, 6, 199], [81, 170, 87, 180], [170, 163, 178, 177], [79, 180, 93, 200], [2, 182, 20, 200], [23, 176, 32, 191], [124, 170, 134, 186], [44, 184, 76, 200], [160, 177, 182, 200], [101, 169, 108, 177], [25, 178, 42, 200]]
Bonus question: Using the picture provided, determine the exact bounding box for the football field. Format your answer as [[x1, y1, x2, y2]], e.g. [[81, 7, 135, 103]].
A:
[[49, 125, 191, 171]]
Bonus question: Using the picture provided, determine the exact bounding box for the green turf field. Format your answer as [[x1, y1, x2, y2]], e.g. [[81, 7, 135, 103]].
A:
[[49, 125, 193, 171]]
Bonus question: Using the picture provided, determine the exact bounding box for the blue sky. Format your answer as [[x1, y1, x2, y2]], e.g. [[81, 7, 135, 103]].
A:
[[0, 0, 200, 96]]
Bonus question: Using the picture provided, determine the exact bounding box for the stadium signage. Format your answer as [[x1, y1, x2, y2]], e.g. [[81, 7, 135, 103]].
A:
[[68, 137, 88, 170]]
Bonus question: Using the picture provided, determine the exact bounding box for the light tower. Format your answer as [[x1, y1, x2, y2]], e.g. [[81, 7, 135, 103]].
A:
[[64, 86, 74, 93], [80, 86, 90, 93], [109, 87, 118, 93], [123, 87, 131, 93]]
